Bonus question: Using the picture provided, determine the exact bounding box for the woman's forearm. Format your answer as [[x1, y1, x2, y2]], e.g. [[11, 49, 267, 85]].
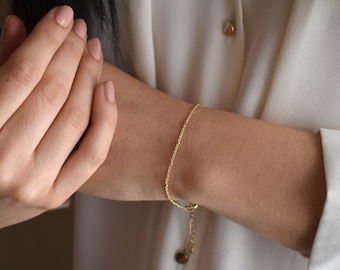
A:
[[176, 107, 326, 255], [82, 62, 326, 255]]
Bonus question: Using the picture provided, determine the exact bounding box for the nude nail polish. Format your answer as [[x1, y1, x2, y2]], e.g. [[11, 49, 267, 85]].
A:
[[54, 5, 74, 27], [104, 81, 115, 102], [73, 19, 87, 39], [87, 38, 102, 61]]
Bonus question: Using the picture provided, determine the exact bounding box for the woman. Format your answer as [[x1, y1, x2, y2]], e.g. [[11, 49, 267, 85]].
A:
[[1, 0, 339, 269]]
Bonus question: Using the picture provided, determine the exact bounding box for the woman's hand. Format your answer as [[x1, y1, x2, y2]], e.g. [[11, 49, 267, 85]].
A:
[[0, 6, 117, 229]]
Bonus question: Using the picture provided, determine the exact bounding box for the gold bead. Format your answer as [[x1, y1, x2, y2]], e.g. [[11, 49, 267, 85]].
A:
[[175, 250, 189, 264], [222, 21, 236, 36]]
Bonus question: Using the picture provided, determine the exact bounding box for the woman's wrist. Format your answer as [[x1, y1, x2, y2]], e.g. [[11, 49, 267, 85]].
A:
[[82, 62, 193, 201]]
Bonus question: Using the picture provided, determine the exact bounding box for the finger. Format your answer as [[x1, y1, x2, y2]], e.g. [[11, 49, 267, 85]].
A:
[[51, 81, 117, 207], [0, 6, 74, 127], [0, 19, 87, 159], [0, 15, 26, 65], [34, 38, 103, 181]]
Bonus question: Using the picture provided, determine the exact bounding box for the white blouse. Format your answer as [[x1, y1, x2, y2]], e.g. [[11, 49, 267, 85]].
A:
[[74, 1, 340, 269]]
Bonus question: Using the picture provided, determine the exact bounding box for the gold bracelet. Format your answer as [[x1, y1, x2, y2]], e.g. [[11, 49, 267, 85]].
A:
[[164, 103, 202, 264]]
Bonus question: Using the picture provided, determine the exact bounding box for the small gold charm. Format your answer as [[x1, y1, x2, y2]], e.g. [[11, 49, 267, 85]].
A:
[[175, 250, 189, 264]]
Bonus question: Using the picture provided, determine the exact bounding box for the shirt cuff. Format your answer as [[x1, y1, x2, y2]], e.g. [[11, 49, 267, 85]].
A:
[[309, 128, 340, 269]]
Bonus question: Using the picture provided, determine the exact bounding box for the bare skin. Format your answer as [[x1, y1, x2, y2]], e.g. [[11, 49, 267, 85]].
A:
[[81, 63, 326, 256], [0, 7, 326, 256], [0, 7, 117, 229]]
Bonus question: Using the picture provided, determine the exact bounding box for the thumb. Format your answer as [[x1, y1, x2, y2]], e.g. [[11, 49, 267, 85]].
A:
[[0, 15, 27, 65]]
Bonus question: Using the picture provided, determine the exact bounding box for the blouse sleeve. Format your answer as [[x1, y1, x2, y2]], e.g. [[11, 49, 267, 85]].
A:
[[309, 128, 340, 269]]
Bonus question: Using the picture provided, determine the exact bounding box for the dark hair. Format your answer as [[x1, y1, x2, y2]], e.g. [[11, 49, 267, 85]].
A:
[[12, 0, 119, 53]]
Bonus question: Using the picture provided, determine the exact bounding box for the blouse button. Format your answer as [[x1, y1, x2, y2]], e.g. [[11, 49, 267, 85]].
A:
[[222, 21, 236, 36]]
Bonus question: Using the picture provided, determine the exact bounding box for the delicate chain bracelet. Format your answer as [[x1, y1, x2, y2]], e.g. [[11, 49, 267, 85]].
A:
[[164, 104, 202, 264]]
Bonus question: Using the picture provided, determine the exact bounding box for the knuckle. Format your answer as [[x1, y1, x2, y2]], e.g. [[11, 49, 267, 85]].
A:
[[86, 148, 107, 168], [6, 59, 40, 88], [81, 53, 101, 74], [38, 75, 69, 107], [10, 183, 57, 210], [12, 185, 38, 206], [41, 23, 64, 48], [62, 38, 84, 60], [64, 106, 90, 134], [0, 164, 15, 192], [0, 151, 22, 193], [79, 63, 99, 82], [0, 157, 61, 210], [101, 113, 118, 130]]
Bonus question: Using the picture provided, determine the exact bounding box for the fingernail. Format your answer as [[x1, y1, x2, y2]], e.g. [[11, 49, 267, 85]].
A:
[[54, 5, 74, 27], [87, 38, 102, 61], [73, 19, 87, 39], [104, 81, 115, 102]]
